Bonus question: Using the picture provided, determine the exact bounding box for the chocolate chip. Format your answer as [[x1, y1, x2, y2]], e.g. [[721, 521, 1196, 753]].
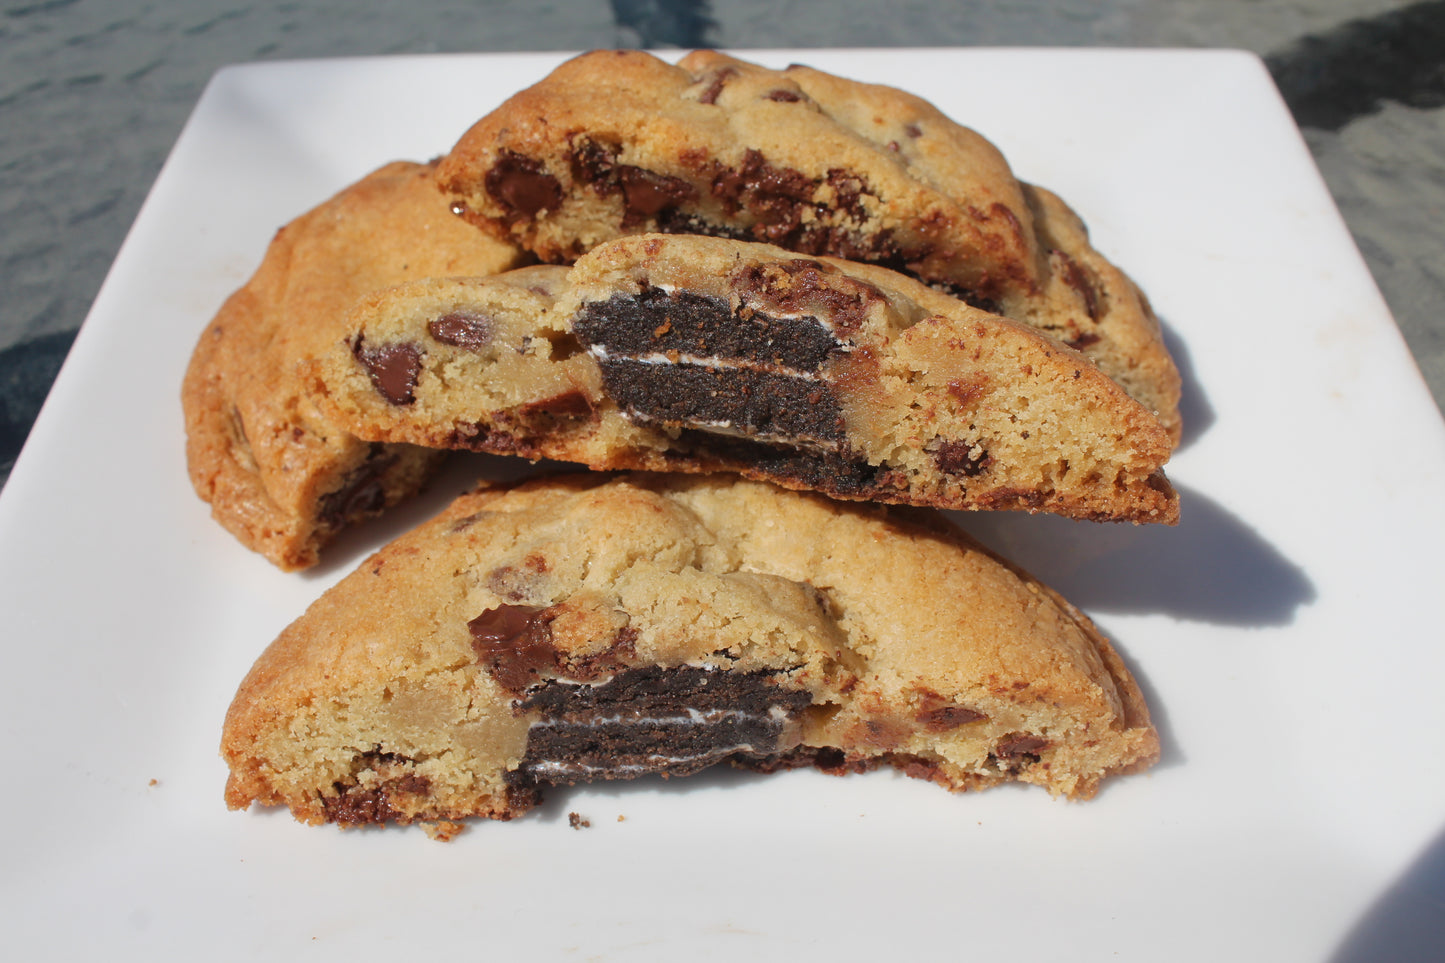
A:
[[428, 311, 494, 352], [766, 89, 802, 102], [484, 150, 562, 219], [353, 339, 422, 405]]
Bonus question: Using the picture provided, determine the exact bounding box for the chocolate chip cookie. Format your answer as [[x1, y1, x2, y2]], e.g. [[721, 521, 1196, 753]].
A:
[[221, 473, 1160, 831], [182, 160, 524, 570], [437, 49, 1181, 439], [309, 233, 1178, 524]]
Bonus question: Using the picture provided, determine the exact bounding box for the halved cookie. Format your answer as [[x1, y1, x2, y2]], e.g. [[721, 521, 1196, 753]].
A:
[[309, 234, 1178, 524], [221, 473, 1160, 831], [182, 161, 524, 570], [437, 49, 1180, 438]]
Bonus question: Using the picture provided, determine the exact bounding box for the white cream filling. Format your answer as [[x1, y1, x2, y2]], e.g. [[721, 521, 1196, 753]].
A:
[[586, 343, 837, 378]]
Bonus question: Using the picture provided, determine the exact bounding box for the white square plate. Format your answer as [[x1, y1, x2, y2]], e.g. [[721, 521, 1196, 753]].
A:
[[3, 50, 1443, 961]]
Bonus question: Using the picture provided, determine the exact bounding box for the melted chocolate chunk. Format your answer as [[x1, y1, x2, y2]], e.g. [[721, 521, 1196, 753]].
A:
[[324, 753, 432, 827], [484, 150, 562, 219], [712, 148, 816, 229], [468, 604, 557, 694], [316, 445, 397, 531], [599, 358, 845, 444], [353, 338, 421, 405], [564, 140, 696, 226], [933, 440, 991, 478], [615, 166, 697, 225], [428, 311, 494, 352], [766, 88, 803, 102], [512, 665, 812, 786], [574, 287, 842, 372]]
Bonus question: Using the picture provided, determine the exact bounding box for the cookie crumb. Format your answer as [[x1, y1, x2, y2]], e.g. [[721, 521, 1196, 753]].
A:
[[568, 812, 591, 830], [422, 820, 466, 842], [616, 814, 626, 822], [148, 779, 159, 787]]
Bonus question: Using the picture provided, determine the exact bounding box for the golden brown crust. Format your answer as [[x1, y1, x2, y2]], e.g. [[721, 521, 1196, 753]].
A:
[[435, 49, 1180, 438], [222, 473, 1159, 830], [181, 161, 524, 569]]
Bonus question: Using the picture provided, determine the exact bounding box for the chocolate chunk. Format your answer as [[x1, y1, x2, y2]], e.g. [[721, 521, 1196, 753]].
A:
[[569, 139, 618, 186], [574, 287, 842, 373], [353, 339, 422, 405], [323, 753, 432, 826], [516, 389, 593, 419], [696, 67, 737, 105], [712, 148, 816, 227], [766, 89, 803, 102], [1053, 249, 1101, 321], [919, 276, 1001, 315], [514, 665, 811, 786], [615, 166, 697, 225], [918, 705, 987, 732], [323, 785, 400, 826], [468, 604, 558, 694], [564, 139, 694, 225], [484, 150, 562, 219], [933, 440, 991, 477], [599, 358, 846, 444], [995, 733, 1051, 759], [428, 311, 494, 351], [316, 445, 397, 532]]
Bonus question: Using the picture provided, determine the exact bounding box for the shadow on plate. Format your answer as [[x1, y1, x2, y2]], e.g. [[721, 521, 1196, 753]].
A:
[[1329, 824, 1445, 962], [1159, 315, 1215, 453], [958, 482, 1315, 627]]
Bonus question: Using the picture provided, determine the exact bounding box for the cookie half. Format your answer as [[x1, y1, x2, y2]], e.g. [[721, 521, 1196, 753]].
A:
[[436, 49, 1181, 439], [309, 233, 1178, 524], [221, 473, 1159, 831], [182, 161, 524, 570]]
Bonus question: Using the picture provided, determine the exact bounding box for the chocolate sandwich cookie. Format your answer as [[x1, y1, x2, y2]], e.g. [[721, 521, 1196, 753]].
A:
[[436, 49, 1181, 440], [181, 161, 524, 570], [309, 233, 1178, 524], [221, 473, 1160, 831]]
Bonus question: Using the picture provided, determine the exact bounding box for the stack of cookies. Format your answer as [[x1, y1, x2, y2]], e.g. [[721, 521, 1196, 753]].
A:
[[189, 51, 1178, 835]]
